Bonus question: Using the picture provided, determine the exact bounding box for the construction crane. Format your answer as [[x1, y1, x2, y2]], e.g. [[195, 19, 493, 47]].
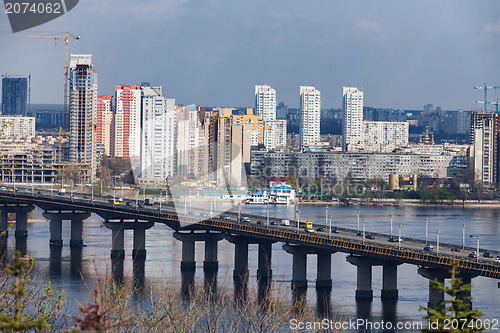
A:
[[27, 32, 80, 130], [474, 82, 500, 111]]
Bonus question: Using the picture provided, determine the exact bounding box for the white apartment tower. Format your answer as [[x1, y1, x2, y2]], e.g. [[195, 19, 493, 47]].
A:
[[138, 86, 176, 183], [342, 87, 364, 151], [255, 85, 276, 122], [69, 54, 98, 180], [299, 86, 321, 150]]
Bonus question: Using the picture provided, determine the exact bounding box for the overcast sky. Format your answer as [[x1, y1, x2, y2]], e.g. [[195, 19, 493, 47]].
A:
[[2, 0, 500, 110]]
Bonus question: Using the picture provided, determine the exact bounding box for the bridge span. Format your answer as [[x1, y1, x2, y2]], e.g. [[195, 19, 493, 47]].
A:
[[0, 189, 499, 307]]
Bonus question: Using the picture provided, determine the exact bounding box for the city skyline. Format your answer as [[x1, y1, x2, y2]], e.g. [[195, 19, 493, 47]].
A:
[[1, 1, 500, 110]]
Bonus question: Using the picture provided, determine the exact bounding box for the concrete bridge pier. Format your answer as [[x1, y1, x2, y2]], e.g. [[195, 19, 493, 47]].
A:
[[283, 244, 308, 288], [418, 267, 450, 309], [1, 210, 9, 238], [173, 231, 225, 272], [381, 263, 399, 299], [104, 220, 154, 260], [204, 232, 225, 271], [347, 256, 374, 300], [457, 271, 479, 309], [133, 228, 146, 260], [316, 252, 333, 289], [42, 212, 91, 248], [233, 239, 249, 281], [257, 241, 273, 280]]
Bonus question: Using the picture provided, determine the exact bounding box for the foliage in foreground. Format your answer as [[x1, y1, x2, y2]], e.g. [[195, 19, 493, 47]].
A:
[[420, 265, 484, 333]]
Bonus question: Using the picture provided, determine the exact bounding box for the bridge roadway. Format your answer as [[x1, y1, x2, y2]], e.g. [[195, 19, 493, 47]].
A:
[[0, 189, 499, 303]]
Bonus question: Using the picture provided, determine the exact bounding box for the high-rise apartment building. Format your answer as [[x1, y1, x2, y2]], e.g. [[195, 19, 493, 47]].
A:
[[299, 86, 321, 150], [68, 54, 98, 180], [176, 105, 205, 179], [138, 86, 176, 184], [342, 87, 363, 151], [1, 75, 28, 116], [96, 95, 113, 156], [470, 110, 498, 184], [255, 85, 276, 122], [112, 85, 142, 158], [231, 108, 264, 147], [273, 119, 287, 149]]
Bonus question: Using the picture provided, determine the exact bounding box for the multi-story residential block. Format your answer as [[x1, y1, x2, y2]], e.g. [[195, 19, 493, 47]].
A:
[[342, 86, 363, 151], [273, 119, 287, 149], [68, 55, 98, 181], [176, 105, 204, 179], [1, 75, 28, 116], [96, 95, 113, 156], [137, 86, 176, 185], [230, 108, 264, 147], [0, 115, 35, 138], [251, 146, 469, 184], [112, 85, 142, 158], [361, 121, 409, 152], [299, 86, 321, 150]]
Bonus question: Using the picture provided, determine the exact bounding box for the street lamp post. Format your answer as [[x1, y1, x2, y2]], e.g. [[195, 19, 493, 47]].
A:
[[436, 229, 440, 253], [462, 223, 466, 249], [357, 210, 360, 232], [325, 206, 328, 227], [362, 220, 366, 244], [329, 214, 332, 239], [238, 203, 241, 224], [398, 224, 402, 250], [390, 214, 394, 237], [266, 205, 270, 229], [425, 218, 428, 244], [476, 235, 480, 262], [297, 210, 300, 233]]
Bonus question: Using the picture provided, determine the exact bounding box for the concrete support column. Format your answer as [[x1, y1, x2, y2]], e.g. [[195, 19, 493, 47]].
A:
[[347, 256, 374, 300], [457, 272, 478, 308], [257, 242, 272, 279], [316, 252, 332, 289], [15, 210, 28, 238], [181, 239, 196, 270], [132, 228, 146, 259], [70, 219, 83, 248], [233, 240, 249, 280], [111, 227, 125, 259], [381, 263, 398, 299], [418, 267, 450, 309], [204, 239, 218, 271], [282, 244, 308, 288], [49, 220, 63, 247], [0, 210, 8, 238]]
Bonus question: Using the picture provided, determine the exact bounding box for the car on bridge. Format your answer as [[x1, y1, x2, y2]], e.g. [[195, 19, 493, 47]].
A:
[[256, 220, 264, 225], [468, 251, 478, 258], [424, 244, 434, 251], [270, 221, 277, 225], [240, 217, 251, 223], [388, 237, 402, 242], [451, 246, 461, 252], [365, 234, 375, 240], [316, 227, 325, 232], [483, 252, 494, 258], [494, 258, 500, 264], [0, 187, 6, 191], [305, 228, 315, 233]]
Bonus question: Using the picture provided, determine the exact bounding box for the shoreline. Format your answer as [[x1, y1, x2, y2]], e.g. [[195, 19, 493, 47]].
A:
[[296, 200, 500, 209]]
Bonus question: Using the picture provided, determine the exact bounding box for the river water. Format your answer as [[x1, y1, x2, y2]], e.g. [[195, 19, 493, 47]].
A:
[[4, 204, 500, 331]]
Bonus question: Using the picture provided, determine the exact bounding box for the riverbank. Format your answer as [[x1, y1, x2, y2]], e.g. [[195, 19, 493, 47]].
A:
[[296, 199, 500, 209]]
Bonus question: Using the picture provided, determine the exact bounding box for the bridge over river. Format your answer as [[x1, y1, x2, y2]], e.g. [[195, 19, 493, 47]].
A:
[[0, 189, 499, 308]]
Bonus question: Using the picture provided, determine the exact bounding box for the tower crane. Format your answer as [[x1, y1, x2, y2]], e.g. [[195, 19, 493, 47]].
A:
[[474, 83, 500, 111], [27, 32, 80, 130]]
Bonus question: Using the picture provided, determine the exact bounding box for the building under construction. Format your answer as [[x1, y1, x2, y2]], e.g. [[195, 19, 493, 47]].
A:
[[68, 54, 97, 181]]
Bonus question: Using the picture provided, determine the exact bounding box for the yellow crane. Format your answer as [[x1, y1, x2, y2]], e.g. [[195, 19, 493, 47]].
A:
[[27, 32, 80, 130]]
